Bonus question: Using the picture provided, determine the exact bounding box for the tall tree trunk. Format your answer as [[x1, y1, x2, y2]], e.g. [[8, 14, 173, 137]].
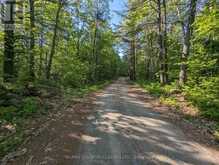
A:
[[39, 33, 43, 78], [38, 0, 45, 78], [157, 0, 164, 84], [76, 0, 80, 57], [129, 38, 136, 81], [157, 0, 168, 85], [148, 34, 154, 81], [46, 1, 62, 79], [92, 17, 98, 82], [76, 33, 80, 57], [179, 0, 197, 85], [29, 0, 35, 79], [145, 33, 150, 80], [162, 0, 168, 83], [3, 1, 15, 82], [4, 29, 15, 82]]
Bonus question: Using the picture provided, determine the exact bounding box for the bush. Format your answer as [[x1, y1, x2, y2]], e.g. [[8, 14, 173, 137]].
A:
[[138, 79, 219, 122], [184, 77, 219, 121], [139, 81, 164, 97], [21, 97, 39, 117], [55, 56, 89, 88], [138, 81, 179, 97], [160, 96, 180, 109], [0, 97, 39, 122], [0, 106, 18, 122]]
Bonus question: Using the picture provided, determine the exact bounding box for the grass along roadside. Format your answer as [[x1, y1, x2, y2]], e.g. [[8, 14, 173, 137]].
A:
[[0, 80, 111, 159], [137, 80, 219, 143]]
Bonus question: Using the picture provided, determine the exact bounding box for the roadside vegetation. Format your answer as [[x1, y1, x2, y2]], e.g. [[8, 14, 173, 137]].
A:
[[0, 0, 218, 159], [138, 80, 219, 142], [0, 80, 111, 157], [0, 0, 120, 158], [120, 0, 219, 141], [138, 81, 219, 121]]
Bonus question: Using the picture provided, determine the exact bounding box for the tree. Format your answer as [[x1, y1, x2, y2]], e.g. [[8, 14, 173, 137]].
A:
[[157, 0, 168, 84], [91, 0, 111, 82], [46, 0, 64, 79], [29, 0, 35, 79], [179, 0, 198, 85], [3, 1, 15, 82], [129, 37, 137, 81]]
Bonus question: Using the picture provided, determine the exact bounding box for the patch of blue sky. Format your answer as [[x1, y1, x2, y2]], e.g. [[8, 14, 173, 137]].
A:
[[109, 0, 127, 29]]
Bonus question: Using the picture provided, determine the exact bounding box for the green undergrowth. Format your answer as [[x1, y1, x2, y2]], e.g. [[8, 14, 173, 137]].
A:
[[137, 80, 219, 121], [64, 80, 111, 98], [0, 131, 24, 158], [160, 96, 180, 110], [0, 97, 42, 158], [0, 97, 44, 120], [137, 80, 181, 109], [137, 80, 219, 140], [183, 78, 219, 121], [0, 80, 111, 158]]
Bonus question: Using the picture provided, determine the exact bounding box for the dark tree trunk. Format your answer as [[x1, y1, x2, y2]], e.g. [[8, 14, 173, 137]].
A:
[[29, 0, 35, 79], [46, 1, 62, 79], [39, 33, 43, 78], [92, 15, 98, 82], [3, 1, 15, 82], [4, 29, 15, 82], [179, 0, 198, 85], [76, 34, 80, 57]]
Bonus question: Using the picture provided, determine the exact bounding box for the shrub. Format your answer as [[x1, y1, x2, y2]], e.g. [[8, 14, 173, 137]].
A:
[[0, 106, 18, 122], [20, 97, 39, 117], [183, 77, 219, 121], [160, 96, 180, 109]]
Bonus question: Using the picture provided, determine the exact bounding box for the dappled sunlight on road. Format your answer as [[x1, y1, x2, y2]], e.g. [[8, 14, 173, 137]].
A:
[[7, 79, 219, 165], [74, 80, 218, 165]]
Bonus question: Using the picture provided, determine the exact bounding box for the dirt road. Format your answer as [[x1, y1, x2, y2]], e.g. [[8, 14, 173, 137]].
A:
[[7, 79, 219, 165]]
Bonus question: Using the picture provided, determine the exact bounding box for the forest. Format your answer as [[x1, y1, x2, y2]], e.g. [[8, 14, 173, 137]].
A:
[[0, 0, 219, 163], [121, 0, 219, 121]]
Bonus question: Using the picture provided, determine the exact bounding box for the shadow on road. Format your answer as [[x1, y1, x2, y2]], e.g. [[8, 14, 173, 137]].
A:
[[7, 79, 218, 165]]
